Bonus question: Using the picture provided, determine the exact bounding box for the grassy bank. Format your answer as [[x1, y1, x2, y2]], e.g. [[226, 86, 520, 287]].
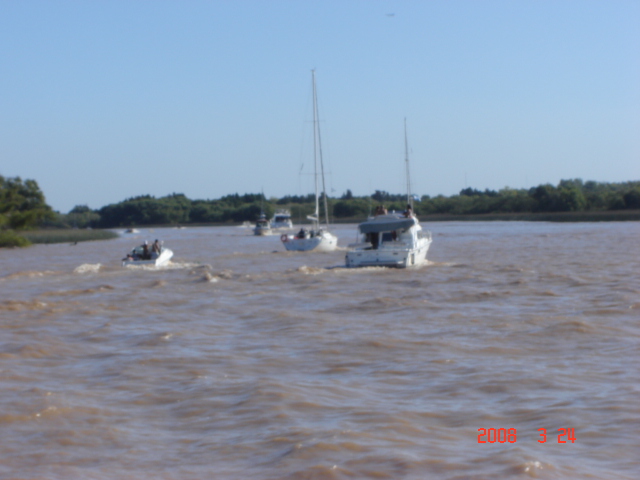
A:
[[21, 229, 119, 245], [0, 230, 32, 247]]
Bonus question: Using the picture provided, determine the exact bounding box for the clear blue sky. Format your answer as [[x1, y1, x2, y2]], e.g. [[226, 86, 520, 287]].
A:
[[1, 1, 639, 213]]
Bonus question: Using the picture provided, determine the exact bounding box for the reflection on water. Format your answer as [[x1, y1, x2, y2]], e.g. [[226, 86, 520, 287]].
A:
[[1, 222, 639, 479]]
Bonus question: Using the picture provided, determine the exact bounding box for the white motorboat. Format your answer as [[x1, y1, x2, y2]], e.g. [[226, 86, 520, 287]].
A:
[[281, 70, 338, 252], [270, 210, 293, 230], [253, 213, 273, 236], [122, 241, 173, 267], [345, 213, 431, 268], [345, 119, 432, 268]]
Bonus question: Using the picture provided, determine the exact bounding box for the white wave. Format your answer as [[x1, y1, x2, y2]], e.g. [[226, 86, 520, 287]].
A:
[[74, 263, 101, 274]]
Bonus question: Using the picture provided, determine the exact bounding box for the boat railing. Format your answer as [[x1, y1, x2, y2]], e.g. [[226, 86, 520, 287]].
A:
[[348, 240, 412, 250]]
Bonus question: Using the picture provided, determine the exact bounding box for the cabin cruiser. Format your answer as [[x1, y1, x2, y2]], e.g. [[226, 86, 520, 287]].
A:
[[346, 118, 432, 267], [270, 210, 293, 230], [253, 214, 273, 236], [345, 210, 431, 268]]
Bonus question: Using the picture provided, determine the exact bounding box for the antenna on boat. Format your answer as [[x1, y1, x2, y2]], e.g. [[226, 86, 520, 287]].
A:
[[404, 117, 413, 209]]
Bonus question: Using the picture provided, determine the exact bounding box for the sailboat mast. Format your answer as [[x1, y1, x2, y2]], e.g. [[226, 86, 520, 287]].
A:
[[314, 75, 330, 227], [404, 117, 413, 209], [311, 70, 320, 226]]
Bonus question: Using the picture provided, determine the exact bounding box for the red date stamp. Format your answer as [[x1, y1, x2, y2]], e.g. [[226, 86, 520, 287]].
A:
[[477, 428, 575, 443]]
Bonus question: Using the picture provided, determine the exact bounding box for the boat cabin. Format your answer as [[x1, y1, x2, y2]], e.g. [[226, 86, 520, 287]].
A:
[[271, 210, 293, 229], [357, 215, 418, 250]]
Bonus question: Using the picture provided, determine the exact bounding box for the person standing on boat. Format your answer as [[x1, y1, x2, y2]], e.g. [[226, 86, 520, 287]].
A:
[[374, 205, 388, 216], [404, 204, 414, 218], [152, 239, 161, 254]]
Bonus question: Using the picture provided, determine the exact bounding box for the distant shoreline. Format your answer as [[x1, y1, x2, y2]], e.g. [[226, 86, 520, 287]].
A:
[[328, 210, 640, 224], [117, 209, 640, 228], [416, 210, 640, 223]]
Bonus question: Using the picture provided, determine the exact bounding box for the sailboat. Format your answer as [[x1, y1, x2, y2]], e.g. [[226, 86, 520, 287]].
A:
[[345, 119, 432, 268], [281, 70, 338, 252]]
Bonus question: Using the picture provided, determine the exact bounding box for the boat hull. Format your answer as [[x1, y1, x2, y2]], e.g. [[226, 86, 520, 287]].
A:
[[122, 249, 173, 267], [281, 231, 337, 252], [253, 226, 272, 236], [271, 220, 293, 230], [345, 239, 431, 268]]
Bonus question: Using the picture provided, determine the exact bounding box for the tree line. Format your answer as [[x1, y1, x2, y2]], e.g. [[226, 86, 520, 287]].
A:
[[2, 175, 640, 239], [60, 178, 640, 228]]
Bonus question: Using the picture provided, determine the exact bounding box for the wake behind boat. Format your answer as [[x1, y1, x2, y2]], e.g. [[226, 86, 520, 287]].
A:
[[122, 240, 173, 267]]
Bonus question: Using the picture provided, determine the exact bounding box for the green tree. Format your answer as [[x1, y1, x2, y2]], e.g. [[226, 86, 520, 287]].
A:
[[557, 186, 587, 211], [0, 176, 54, 229], [623, 187, 640, 209], [65, 204, 101, 228], [333, 198, 370, 218]]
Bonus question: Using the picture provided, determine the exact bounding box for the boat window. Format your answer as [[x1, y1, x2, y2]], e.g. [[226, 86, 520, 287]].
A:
[[381, 231, 398, 242], [370, 232, 379, 249]]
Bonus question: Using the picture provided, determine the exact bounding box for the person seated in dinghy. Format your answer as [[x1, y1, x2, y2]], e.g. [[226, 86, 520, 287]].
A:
[[141, 241, 152, 260], [297, 228, 307, 239]]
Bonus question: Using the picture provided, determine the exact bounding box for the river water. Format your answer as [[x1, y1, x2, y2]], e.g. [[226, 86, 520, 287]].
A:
[[1, 221, 638, 480]]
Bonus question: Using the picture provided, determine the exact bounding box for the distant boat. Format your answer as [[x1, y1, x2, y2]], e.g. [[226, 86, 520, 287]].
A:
[[253, 213, 273, 236], [270, 209, 293, 230], [345, 119, 432, 268], [281, 70, 338, 252], [122, 241, 173, 267], [124, 228, 140, 234]]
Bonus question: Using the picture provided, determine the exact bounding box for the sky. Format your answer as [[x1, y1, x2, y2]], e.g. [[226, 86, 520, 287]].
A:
[[1, 0, 639, 213]]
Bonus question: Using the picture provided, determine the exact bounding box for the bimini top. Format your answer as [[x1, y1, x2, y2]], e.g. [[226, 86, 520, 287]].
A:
[[358, 214, 416, 234]]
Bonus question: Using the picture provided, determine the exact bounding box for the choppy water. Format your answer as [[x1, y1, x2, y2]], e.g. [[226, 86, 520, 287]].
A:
[[1, 221, 639, 480]]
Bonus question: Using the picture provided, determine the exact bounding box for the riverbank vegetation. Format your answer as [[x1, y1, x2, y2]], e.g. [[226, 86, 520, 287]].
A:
[[0, 176, 118, 247], [59, 178, 640, 228], [0, 175, 54, 247], [2, 174, 640, 248], [21, 229, 119, 244]]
